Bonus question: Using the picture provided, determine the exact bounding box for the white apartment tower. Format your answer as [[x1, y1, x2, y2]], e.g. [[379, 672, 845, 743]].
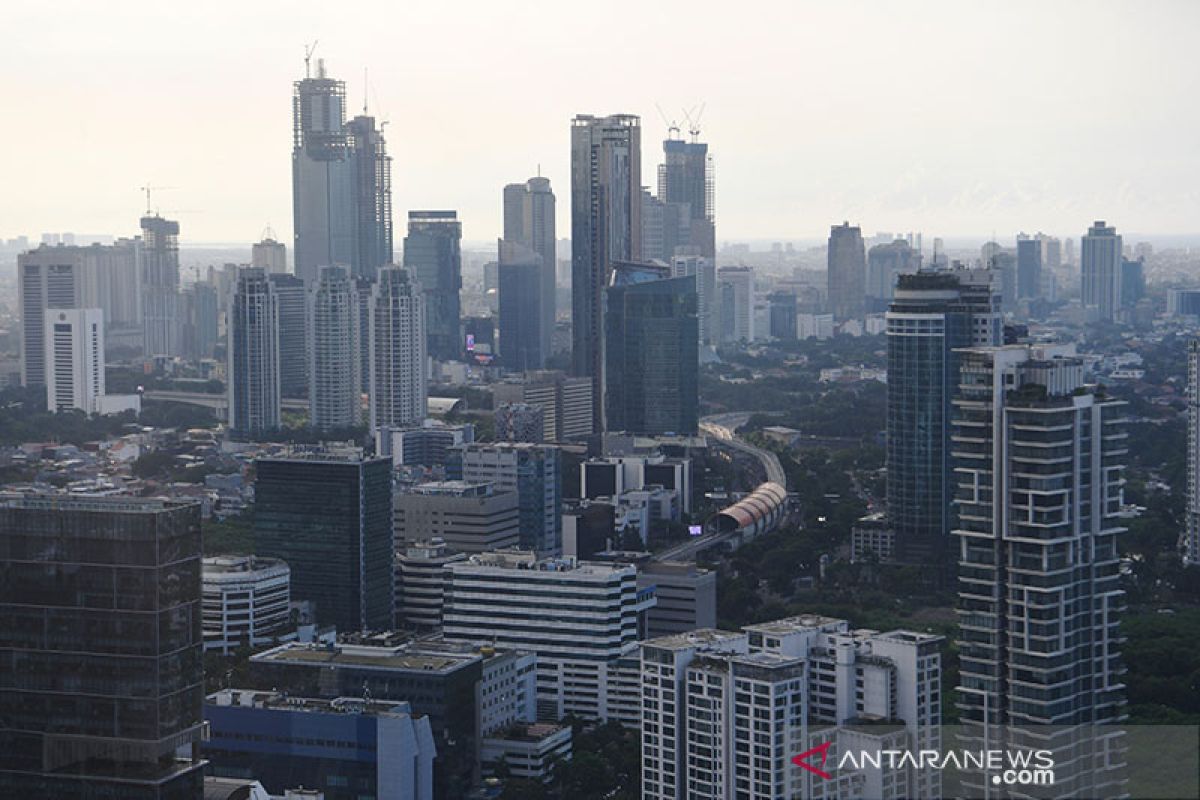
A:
[[368, 265, 427, 433], [44, 308, 104, 414], [308, 264, 361, 430], [717, 265, 754, 342], [1081, 220, 1122, 321], [227, 268, 281, 436]]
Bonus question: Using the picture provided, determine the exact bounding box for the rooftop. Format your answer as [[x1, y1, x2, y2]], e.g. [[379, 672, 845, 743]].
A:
[[642, 628, 747, 651], [207, 689, 418, 718], [743, 614, 848, 636], [251, 641, 479, 674]]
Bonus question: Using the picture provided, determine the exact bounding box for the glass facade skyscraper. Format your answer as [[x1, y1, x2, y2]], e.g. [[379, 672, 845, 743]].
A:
[[886, 271, 1001, 564], [604, 262, 699, 435], [0, 496, 206, 799], [403, 210, 463, 362]]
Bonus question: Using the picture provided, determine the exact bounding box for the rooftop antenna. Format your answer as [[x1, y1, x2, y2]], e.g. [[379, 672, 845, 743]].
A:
[[655, 103, 681, 140], [683, 102, 706, 143], [304, 40, 319, 79]]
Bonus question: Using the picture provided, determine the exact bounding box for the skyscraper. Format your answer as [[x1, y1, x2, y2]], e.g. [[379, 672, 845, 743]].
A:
[[953, 344, 1127, 798], [18, 247, 84, 388], [227, 267, 281, 436], [1015, 235, 1043, 300], [768, 291, 798, 340], [497, 239, 544, 370], [671, 249, 716, 346], [604, 262, 699, 435], [827, 221, 866, 321], [180, 281, 218, 360], [502, 177, 556, 362], [451, 443, 562, 554], [255, 449, 394, 632], [267, 273, 308, 398], [403, 210, 462, 362], [0, 496, 206, 798], [657, 134, 715, 258], [292, 62, 391, 283], [571, 114, 642, 431], [368, 265, 426, 433], [308, 265, 361, 430], [1184, 339, 1200, 566], [141, 214, 181, 356], [251, 234, 288, 273], [43, 308, 104, 414], [1081, 220, 1123, 321], [886, 270, 1001, 564], [716, 265, 754, 342], [866, 239, 920, 312]]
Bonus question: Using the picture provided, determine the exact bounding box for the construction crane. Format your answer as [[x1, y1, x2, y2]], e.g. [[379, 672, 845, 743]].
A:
[[139, 184, 176, 215], [304, 40, 319, 79], [655, 103, 681, 140], [683, 103, 706, 143]]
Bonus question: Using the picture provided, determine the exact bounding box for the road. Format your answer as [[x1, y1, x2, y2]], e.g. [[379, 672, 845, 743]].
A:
[[653, 413, 788, 563]]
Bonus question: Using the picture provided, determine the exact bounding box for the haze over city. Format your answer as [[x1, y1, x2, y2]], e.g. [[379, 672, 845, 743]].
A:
[[5, 0, 1199, 243]]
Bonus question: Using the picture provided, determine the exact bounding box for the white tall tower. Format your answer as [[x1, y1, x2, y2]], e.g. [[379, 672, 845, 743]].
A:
[[368, 266, 427, 433], [44, 308, 104, 414], [308, 265, 361, 430]]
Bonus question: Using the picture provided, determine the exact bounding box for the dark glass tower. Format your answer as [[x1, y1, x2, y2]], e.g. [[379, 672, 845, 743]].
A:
[[658, 136, 715, 258], [886, 271, 1001, 564], [0, 496, 206, 799], [403, 211, 463, 362], [254, 451, 394, 632], [1016, 237, 1043, 300], [604, 262, 699, 435], [497, 239, 544, 371], [267, 273, 308, 399]]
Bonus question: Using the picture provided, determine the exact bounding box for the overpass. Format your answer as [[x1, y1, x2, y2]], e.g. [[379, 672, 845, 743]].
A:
[[141, 391, 309, 419]]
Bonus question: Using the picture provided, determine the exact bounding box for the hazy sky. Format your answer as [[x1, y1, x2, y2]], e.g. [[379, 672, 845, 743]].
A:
[[5, 0, 1198, 246]]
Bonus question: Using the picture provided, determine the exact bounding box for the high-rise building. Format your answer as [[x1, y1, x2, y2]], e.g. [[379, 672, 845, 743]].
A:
[[716, 265, 754, 342], [497, 239, 545, 370], [636, 561, 717, 639], [141, 214, 180, 356], [393, 481, 520, 553], [202, 556, 291, 655], [403, 211, 462, 362], [502, 177, 556, 362], [291, 59, 393, 282], [1120, 256, 1145, 309], [658, 135, 715, 258], [767, 291, 798, 340], [451, 443, 562, 554], [227, 267, 281, 436], [180, 281, 218, 360], [18, 248, 84, 388], [640, 188, 690, 263], [953, 343, 1127, 798], [267, 273, 307, 398], [494, 402, 545, 443], [375, 420, 475, 468], [492, 370, 594, 442], [0, 496, 206, 798], [828, 221, 866, 320], [254, 449, 393, 632], [368, 266, 426, 433], [671, 249, 716, 346], [251, 235, 288, 274], [308, 265, 361, 430], [604, 262, 699, 435], [1186, 340, 1200, 566], [443, 550, 654, 722], [866, 239, 920, 312], [571, 114, 642, 431], [1015, 235, 1043, 300], [886, 270, 1001, 564], [1081, 220, 1123, 321], [43, 308, 104, 413]]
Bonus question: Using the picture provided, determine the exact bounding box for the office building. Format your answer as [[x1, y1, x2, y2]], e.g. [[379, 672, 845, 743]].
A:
[[492, 370, 594, 441], [308, 265, 361, 430], [376, 421, 475, 468], [672, 250, 716, 346], [828, 221, 866, 321], [369, 266, 426, 433], [640, 189, 685, 264], [768, 291, 798, 340], [497, 239, 545, 370], [637, 561, 716, 638], [502, 177, 556, 363], [604, 262, 699, 436], [1081, 220, 1123, 321], [571, 114, 642, 430], [268, 272, 308, 398], [953, 344, 1127, 798], [292, 59, 393, 282], [658, 135, 715, 258], [141, 214, 180, 356], [716, 265, 754, 342], [481, 723, 573, 784], [1015, 235, 1043, 300], [180, 281, 218, 360], [0, 496, 205, 798], [250, 637, 535, 798], [395, 538, 467, 630], [451, 443, 562, 554], [1169, 289, 1200, 318], [866, 239, 920, 312], [1187, 340, 1200, 566], [886, 270, 1001, 564], [403, 211, 462, 362], [255, 450, 393, 632], [1120, 256, 1145, 309], [561, 500, 618, 558], [494, 402, 545, 443], [641, 618, 942, 800], [393, 481, 520, 553], [580, 453, 693, 515], [228, 267, 281, 436], [43, 307, 104, 413], [443, 550, 653, 722], [206, 690, 434, 800], [202, 556, 291, 655], [18, 246, 85, 387], [251, 235, 288, 274]]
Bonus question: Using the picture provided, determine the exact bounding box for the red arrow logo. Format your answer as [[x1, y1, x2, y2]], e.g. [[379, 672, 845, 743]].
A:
[[792, 740, 833, 779]]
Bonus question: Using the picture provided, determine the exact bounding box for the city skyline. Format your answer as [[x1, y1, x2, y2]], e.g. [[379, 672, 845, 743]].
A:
[[4, 0, 1199, 246]]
